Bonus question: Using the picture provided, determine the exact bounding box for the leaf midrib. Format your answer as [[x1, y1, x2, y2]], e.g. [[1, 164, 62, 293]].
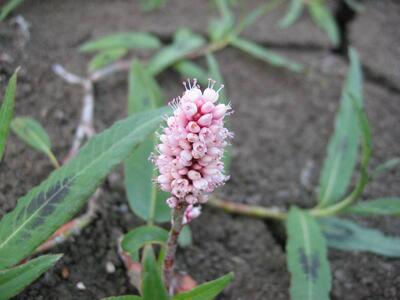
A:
[[0, 115, 159, 253], [299, 213, 313, 300]]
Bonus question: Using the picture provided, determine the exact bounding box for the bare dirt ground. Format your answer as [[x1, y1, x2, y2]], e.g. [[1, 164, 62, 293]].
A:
[[0, 0, 399, 299]]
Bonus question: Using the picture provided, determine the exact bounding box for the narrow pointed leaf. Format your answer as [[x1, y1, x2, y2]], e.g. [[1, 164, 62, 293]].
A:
[[208, 0, 235, 41], [319, 217, 400, 257], [308, 3, 339, 46], [178, 225, 192, 248], [236, 0, 281, 34], [88, 48, 127, 72], [141, 246, 169, 300], [372, 158, 400, 178], [173, 61, 209, 86], [345, 198, 400, 216], [0, 70, 17, 161], [318, 48, 363, 207], [229, 37, 303, 72], [124, 61, 169, 222], [0, 107, 168, 269], [286, 207, 331, 300], [173, 272, 234, 300], [80, 32, 161, 52], [0, 0, 24, 21], [122, 226, 168, 260], [147, 29, 205, 76], [11, 117, 59, 167], [279, 0, 304, 28], [0, 254, 61, 300]]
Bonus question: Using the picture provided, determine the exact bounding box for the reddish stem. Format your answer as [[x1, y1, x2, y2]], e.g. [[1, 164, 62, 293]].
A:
[[163, 203, 186, 295]]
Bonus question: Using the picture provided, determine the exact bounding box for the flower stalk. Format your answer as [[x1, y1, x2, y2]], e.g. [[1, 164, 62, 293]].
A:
[[163, 203, 187, 295]]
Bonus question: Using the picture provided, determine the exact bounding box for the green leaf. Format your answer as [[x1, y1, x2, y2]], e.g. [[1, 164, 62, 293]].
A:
[[208, 0, 235, 42], [318, 48, 363, 207], [279, 0, 304, 28], [178, 225, 192, 248], [0, 254, 61, 300], [139, 0, 166, 12], [124, 61, 169, 222], [88, 48, 127, 72], [345, 198, 400, 216], [236, 0, 281, 34], [308, 2, 339, 46], [11, 117, 59, 168], [0, 70, 17, 161], [371, 158, 400, 178], [141, 246, 169, 300], [102, 296, 141, 300], [229, 37, 303, 73], [80, 32, 161, 52], [319, 217, 400, 257], [173, 272, 234, 300], [122, 225, 168, 260], [147, 29, 205, 76], [173, 61, 209, 86], [0, 0, 24, 21], [286, 207, 331, 300], [0, 107, 168, 269]]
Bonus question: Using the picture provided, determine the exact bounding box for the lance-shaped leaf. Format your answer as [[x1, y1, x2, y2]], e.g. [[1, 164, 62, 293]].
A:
[[279, 0, 304, 28], [229, 37, 303, 73], [11, 117, 59, 168], [0, 0, 23, 21], [173, 61, 209, 86], [0, 107, 168, 269], [88, 48, 128, 72], [0, 70, 17, 161], [308, 2, 339, 46], [208, 0, 235, 41], [173, 272, 233, 300], [122, 226, 168, 260], [371, 158, 400, 178], [124, 61, 169, 222], [141, 246, 169, 300], [345, 198, 400, 216], [320, 217, 400, 257], [80, 32, 161, 52], [147, 29, 205, 76], [318, 48, 363, 207], [286, 207, 331, 300], [0, 254, 62, 300]]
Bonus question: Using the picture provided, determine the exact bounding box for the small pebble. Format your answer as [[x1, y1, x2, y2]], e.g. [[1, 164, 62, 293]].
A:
[[106, 261, 116, 273], [76, 282, 86, 290], [61, 267, 69, 279]]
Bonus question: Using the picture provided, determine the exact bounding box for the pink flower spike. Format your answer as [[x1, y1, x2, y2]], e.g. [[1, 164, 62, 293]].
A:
[[198, 113, 213, 127], [166, 197, 178, 208], [153, 78, 232, 211], [182, 205, 202, 224]]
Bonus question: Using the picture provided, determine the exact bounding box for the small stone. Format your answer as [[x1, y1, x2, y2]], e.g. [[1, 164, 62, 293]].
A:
[[106, 261, 116, 273], [61, 267, 69, 279], [76, 282, 86, 290]]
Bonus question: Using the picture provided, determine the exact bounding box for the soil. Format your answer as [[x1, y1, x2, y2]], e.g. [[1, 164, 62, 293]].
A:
[[0, 0, 399, 299]]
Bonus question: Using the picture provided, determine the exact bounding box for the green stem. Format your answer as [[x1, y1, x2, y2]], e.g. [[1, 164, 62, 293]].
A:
[[207, 197, 287, 221]]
